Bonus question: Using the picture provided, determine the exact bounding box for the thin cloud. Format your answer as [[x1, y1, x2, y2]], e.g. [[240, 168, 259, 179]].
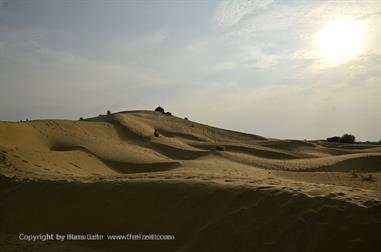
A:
[[215, 0, 273, 27]]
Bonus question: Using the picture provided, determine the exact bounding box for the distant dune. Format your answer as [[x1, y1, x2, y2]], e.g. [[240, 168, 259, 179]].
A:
[[0, 110, 380, 252]]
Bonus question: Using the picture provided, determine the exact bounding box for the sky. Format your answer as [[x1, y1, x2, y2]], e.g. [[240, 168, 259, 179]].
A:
[[0, 0, 380, 141]]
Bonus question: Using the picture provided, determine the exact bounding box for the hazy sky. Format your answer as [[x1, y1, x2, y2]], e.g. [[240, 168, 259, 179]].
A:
[[0, 0, 380, 140]]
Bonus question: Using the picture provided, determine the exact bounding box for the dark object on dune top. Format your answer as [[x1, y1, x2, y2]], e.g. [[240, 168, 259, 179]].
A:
[[107, 110, 111, 115], [154, 129, 160, 137], [165, 112, 172, 116], [79, 117, 83, 121], [155, 106, 165, 112], [184, 117, 188, 120]]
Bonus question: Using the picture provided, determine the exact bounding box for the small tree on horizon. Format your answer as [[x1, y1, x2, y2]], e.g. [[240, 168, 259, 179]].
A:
[[340, 134, 355, 143]]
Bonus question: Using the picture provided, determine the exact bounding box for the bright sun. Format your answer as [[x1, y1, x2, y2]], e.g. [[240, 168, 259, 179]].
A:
[[317, 20, 366, 64]]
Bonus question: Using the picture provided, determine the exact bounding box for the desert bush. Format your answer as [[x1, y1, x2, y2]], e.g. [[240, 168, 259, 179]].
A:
[[165, 112, 172, 116], [215, 146, 225, 151], [154, 129, 160, 137], [79, 117, 83, 120], [98, 114, 102, 117], [361, 174, 375, 182], [107, 110, 111, 115], [327, 136, 340, 142], [184, 117, 188, 120], [190, 124, 195, 128], [340, 134, 355, 143]]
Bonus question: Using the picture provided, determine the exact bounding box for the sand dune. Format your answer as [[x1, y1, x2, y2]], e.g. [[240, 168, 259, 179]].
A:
[[0, 110, 380, 251]]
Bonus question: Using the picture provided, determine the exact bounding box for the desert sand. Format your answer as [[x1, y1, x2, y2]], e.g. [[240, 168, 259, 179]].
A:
[[0, 110, 380, 252]]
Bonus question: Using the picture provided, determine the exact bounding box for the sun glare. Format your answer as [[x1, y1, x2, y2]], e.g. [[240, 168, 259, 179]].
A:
[[317, 20, 366, 65]]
